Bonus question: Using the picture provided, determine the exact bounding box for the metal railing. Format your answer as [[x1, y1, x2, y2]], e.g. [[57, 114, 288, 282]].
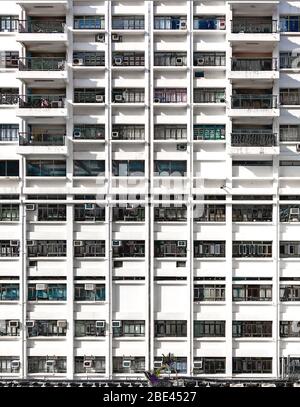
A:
[[194, 52, 226, 67], [19, 132, 65, 146], [18, 57, 66, 71], [231, 19, 278, 33], [154, 89, 187, 103], [19, 94, 66, 108], [231, 95, 277, 109], [231, 133, 277, 147], [231, 58, 277, 71], [18, 20, 65, 33], [280, 92, 300, 105], [280, 126, 300, 142], [194, 90, 225, 103], [0, 93, 18, 105]]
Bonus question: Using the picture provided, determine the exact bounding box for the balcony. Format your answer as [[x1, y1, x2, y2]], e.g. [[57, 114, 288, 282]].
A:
[[193, 52, 226, 69], [74, 284, 105, 301], [112, 16, 144, 31], [112, 52, 145, 67], [154, 240, 187, 258], [113, 321, 145, 337], [113, 206, 145, 222], [74, 89, 105, 105], [0, 320, 20, 336], [27, 320, 67, 337], [74, 205, 105, 222], [229, 18, 279, 42], [231, 131, 278, 155], [154, 52, 187, 68], [154, 206, 187, 222], [232, 205, 273, 222], [73, 52, 105, 69], [194, 125, 225, 141], [154, 88, 187, 105], [193, 16, 226, 32], [0, 284, 19, 301], [112, 240, 145, 258], [194, 241, 225, 258], [280, 125, 300, 142], [17, 57, 67, 82], [230, 58, 278, 80], [73, 16, 104, 31], [112, 89, 144, 104], [232, 241, 272, 258], [74, 241, 105, 258], [154, 16, 187, 32], [17, 94, 67, 119], [280, 89, 300, 107], [233, 285, 272, 302], [27, 241, 66, 258], [28, 357, 66, 374], [17, 132, 67, 155], [75, 320, 105, 337], [0, 91, 19, 106], [28, 284, 67, 301], [16, 20, 67, 47], [194, 285, 225, 302], [73, 125, 105, 141], [0, 241, 19, 257], [194, 89, 225, 105], [154, 125, 187, 141], [230, 94, 278, 117], [111, 125, 144, 141]]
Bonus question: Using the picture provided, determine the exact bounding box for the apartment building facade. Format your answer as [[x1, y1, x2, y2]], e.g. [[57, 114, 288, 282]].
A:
[[1, 0, 300, 380]]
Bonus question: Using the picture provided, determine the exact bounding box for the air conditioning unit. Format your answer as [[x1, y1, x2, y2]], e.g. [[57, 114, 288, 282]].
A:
[[95, 34, 105, 42], [57, 320, 67, 328], [83, 360, 93, 368], [9, 320, 19, 328], [122, 360, 131, 368], [46, 360, 56, 367], [74, 240, 83, 247], [36, 283, 47, 290], [11, 360, 20, 370], [112, 240, 121, 247], [27, 240, 35, 247], [114, 95, 123, 102], [290, 208, 300, 215], [179, 21, 187, 29], [154, 361, 163, 369], [73, 58, 84, 66], [175, 57, 183, 66], [177, 240, 186, 247], [112, 321, 121, 328], [194, 361, 203, 369], [84, 283, 95, 291], [26, 320, 34, 328], [10, 240, 19, 247], [197, 58, 205, 66], [95, 95, 104, 102], [218, 19, 226, 30], [154, 98, 161, 103], [96, 320, 105, 328], [84, 203, 95, 210], [296, 144, 300, 152], [112, 34, 122, 42], [114, 57, 123, 66], [26, 204, 35, 211], [73, 130, 81, 138], [112, 131, 119, 138], [176, 143, 187, 151]]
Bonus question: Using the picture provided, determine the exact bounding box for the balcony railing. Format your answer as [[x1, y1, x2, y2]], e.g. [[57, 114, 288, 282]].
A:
[[280, 92, 300, 105], [18, 20, 65, 33], [231, 19, 278, 34], [154, 89, 187, 103], [19, 94, 66, 108], [231, 132, 277, 147], [231, 95, 277, 109], [19, 57, 66, 71], [0, 93, 18, 105], [231, 58, 277, 71], [280, 55, 300, 69], [194, 89, 225, 103], [19, 132, 65, 146], [280, 126, 300, 142]]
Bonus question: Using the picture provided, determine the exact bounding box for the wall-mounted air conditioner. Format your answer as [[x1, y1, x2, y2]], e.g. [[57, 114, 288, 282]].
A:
[[27, 240, 35, 247], [26, 204, 36, 211], [95, 95, 104, 102], [9, 320, 19, 328], [197, 58, 205, 66], [112, 34, 122, 42], [114, 95, 123, 102], [175, 57, 183, 66], [96, 321, 105, 328], [194, 361, 203, 369], [84, 203, 95, 210], [176, 143, 187, 151], [11, 360, 20, 369], [26, 320, 35, 328], [296, 144, 300, 152], [74, 241, 83, 247], [83, 360, 93, 368], [36, 283, 47, 290], [112, 240, 121, 247], [73, 130, 81, 138], [290, 208, 300, 215], [112, 321, 121, 328], [57, 320, 67, 328], [114, 57, 123, 65], [154, 361, 163, 369], [177, 240, 186, 247], [84, 283, 95, 291], [73, 58, 84, 66], [95, 34, 105, 42], [179, 21, 187, 29], [112, 131, 119, 138], [10, 240, 19, 247], [154, 98, 161, 103], [122, 360, 131, 368], [46, 360, 56, 367]]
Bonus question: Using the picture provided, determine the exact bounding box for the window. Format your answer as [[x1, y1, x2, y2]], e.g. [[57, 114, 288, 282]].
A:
[[112, 16, 144, 30], [194, 241, 226, 258], [74, 88, 105, 103], [280, 16, 300, 32], [74, 205, 105, 222], [74, 357, 105, 373], [280, 242, 300, 258], [154, 240, 187, 258], [232, 241, 272, 257], [194, 321, 225, 337], [194, 357, 226, 374], [233, 321, 272, 337], [0, 88, 19, 105], [0, 204, 19, 221], [154, 16, 187, 30], [280, 321, 300, 337], [0, 357, 20, 373], [0, 51, 19, 68], [194, 125, 225, 140], [75, 321, 105, 337], [113, 357, 145, 373], [27, 240, 66, 257], [232, 17, 276, 33], [154, 161, 186, 176], [37, 204, 66, 221], [154, 205, 187, 222], [112, 88, 144, 103], [153, 357, 187, 374], [112, 125, 145, 140], [194, 205, 225, 222], [28, 357, 67, 374], [193, 52, 225, 67], [28, 284, 67, 301], [73, 52, 105, 66], [233, 285, 272, 301], [154, 88, 187, 103], [113, 205, 145, 222], [0, 284, 19, 301], [112, 240, 145, 258], [0, 320, 20, 336], [26, 160, 66, 177], [194, 88, 225, 103], [0, 124, 19, 142], [74, 240, 105, 257], [112, 161, 145, 176], [27, 320, 67, 337], [194, 285, 225, 302], [73, 160, 105, 177], [0, 16, 18, 32], [73, 124, 105, 140], [280, 285, 300, 301], [280, 125, 300, 142], [154, 52, 187, 67], [155, 321, 187, 337], [233, 357, 272, 374], [0, 241, 19, 257], [74, 284, 105, 301], [0, 160, 19, 176], [281, 89, 300, 105], [112, 52, 145, 66], [232, 206, 272, 222], [113, 321, 145, 337], [154, 125, 187, 140], [194, 16, 225, 30], [74, 15, 104, 30]]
